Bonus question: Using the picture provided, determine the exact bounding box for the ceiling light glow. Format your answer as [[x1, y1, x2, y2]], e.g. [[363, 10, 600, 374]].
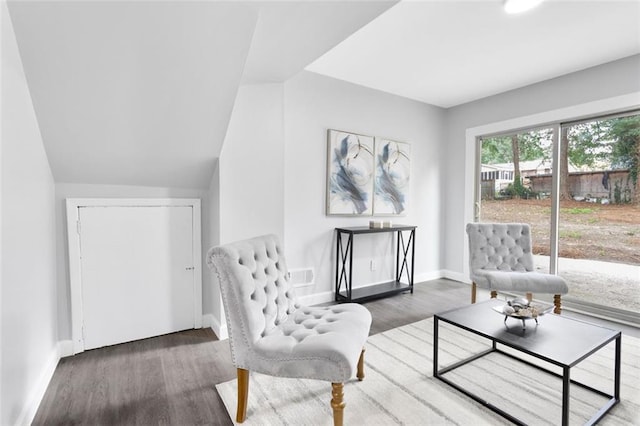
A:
[[504, 0, 544, 14]]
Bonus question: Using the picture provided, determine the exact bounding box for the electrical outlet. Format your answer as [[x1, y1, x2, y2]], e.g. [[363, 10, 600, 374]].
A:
[[370, 260, 376, 271]]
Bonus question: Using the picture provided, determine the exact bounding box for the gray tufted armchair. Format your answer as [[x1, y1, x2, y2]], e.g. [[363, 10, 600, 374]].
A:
[[466, 223, 568, 313], [207, 234, 371, 426]]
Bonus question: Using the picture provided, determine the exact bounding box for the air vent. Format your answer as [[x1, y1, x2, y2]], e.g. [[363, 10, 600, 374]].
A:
[[288, 268, 315, 287]]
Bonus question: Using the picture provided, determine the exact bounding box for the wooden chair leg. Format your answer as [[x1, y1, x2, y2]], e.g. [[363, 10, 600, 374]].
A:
[[357, 349, 365, 381], [236, 368, 249, 423], [331, 383, 345, 426], [526, 292, 533, 302], [490, 290, 497, 299], [554, 294, 562, 314], [471, 282, 477, 304]]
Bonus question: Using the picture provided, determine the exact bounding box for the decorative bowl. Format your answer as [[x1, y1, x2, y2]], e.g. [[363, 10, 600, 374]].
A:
[[492, 298, 553, 329]]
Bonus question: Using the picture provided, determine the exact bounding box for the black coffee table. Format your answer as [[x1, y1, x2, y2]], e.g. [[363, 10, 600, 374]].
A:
[[433, 299, 621, 426]]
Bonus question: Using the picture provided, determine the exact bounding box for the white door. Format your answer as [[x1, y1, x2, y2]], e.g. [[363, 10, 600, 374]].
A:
[[78, 205, 195, 350]]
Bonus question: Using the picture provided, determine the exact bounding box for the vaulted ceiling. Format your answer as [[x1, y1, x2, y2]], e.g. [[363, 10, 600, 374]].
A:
[[7, 1, 639, 189], [7, 1, 396, 188]]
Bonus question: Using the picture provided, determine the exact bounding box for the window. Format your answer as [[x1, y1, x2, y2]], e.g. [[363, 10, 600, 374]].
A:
[[476, 112, 639, 324]]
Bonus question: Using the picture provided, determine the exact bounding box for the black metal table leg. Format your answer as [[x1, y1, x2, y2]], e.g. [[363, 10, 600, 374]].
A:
[[433, 317, 439, 377], [410, 229, 415, 293], [562, 366, 570, 426], [347, 233, 353, 300], [335, 230, 353, 302], [335, 231, 340, 301], [615, 335, 621, 400], [396, 229, 415, 291]]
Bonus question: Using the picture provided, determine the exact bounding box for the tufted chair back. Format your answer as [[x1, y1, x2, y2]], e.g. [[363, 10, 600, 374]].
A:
[[207, 234, 298, 367], [467, 223, 534, 273]]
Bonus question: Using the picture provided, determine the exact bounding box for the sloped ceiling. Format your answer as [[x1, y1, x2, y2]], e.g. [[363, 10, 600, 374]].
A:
[[9, 1, 638, 189], [241, 1, 397, 84], [307, 0, 640, 108], [7, 1, 396, 188]]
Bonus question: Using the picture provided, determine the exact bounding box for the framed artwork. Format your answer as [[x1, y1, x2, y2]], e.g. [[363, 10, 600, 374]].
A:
[[374, 138, 411, 215], [326, 130, 375, 215]]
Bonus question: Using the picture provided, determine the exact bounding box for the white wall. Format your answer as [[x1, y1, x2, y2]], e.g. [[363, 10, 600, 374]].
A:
[[1, 3, 58, 423], [207, 84, 285, 336], [283, 71, 446, 303], [54, 183, 207, 342], [219, 84, 285, 243], [443, 55, 640, 279], [0, 4, 4, 422], [208, 74, 445, 325]]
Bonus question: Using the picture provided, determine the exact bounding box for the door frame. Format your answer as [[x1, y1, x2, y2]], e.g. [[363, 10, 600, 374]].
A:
[[66, 198, 202, 354]]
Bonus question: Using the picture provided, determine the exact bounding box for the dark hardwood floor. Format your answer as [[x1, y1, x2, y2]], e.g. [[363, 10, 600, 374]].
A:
[[32, 279, 638, 425]]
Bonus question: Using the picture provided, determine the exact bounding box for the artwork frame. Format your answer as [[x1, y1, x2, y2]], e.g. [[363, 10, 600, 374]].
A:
[[326, 129, 375, 216], [373, 138, 411, 216]]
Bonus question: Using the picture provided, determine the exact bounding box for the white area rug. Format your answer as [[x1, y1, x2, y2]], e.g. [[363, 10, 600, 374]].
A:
[[216, 318, 640, 425]]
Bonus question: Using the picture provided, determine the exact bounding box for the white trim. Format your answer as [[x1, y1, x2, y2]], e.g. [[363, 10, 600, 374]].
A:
[[441, 269, 470, 284], [298, 290, 334, 306], [66, 200, 84, 354], [464, 92, 640, 280], [549, 124, 561, 274], [296, 272, 455, 307], [14, 345, 60, 426], [57, 340, 74, 358], [202, 313, 214, 328], [65, 198, 203, 354], [192, 201, 203, 329], [207, 314, 229, 340], [414, 270, 445, 283]]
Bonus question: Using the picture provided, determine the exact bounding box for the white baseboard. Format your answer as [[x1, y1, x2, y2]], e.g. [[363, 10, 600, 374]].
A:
[[58, 339, 74, 358], [441, 269, 470, 284], [15, 343, 62, 426], [298, 290, 334, 306], [296, 271, 471, 306], [202, 313, 213, 328], [205, 313, 228, 340], [414, 270, 445, 283]]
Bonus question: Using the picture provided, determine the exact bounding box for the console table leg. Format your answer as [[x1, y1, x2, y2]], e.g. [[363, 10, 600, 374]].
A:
[[410, 229, 415, 293], [335, 233, 340, 301], [347, 234, 353, 300]]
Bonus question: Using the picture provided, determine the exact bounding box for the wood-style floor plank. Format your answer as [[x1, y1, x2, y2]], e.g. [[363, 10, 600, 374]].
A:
[[31, 279, 638, 425], [33, 328, 234, 425]]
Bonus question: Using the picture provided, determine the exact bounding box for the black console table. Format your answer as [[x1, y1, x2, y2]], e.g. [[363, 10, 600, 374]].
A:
[[334, 225, 416, 303]]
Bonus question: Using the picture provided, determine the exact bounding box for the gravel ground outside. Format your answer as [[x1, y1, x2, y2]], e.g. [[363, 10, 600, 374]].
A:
[[481, 199, 640, 313]]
